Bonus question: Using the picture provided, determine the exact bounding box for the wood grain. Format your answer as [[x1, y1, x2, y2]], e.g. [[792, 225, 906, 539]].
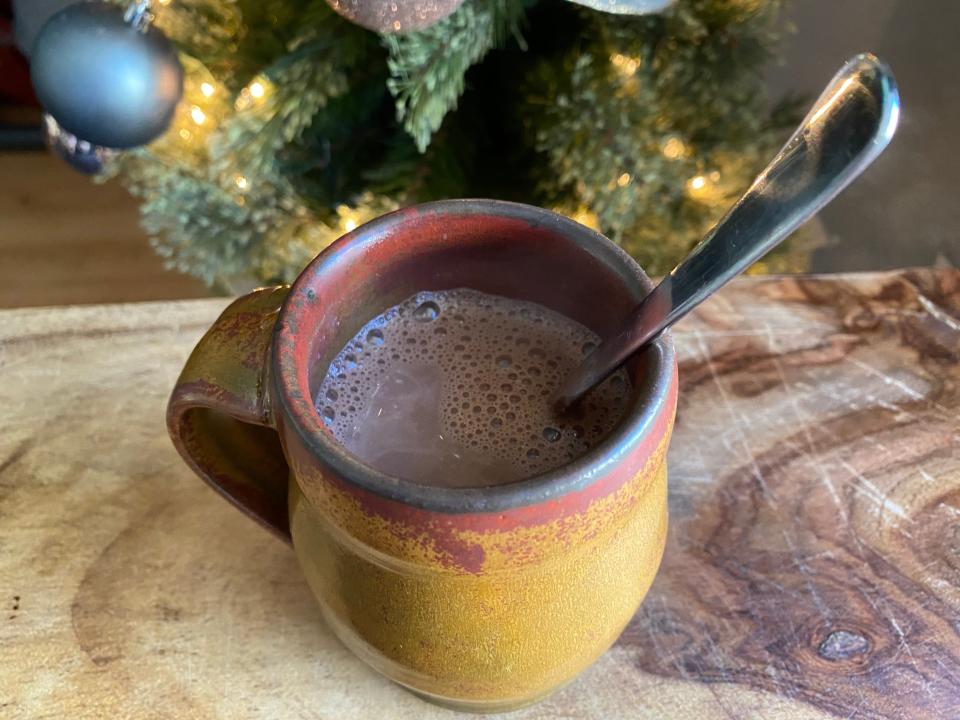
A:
[[0, 270, 957, 719], [0, 151, 210, 308]]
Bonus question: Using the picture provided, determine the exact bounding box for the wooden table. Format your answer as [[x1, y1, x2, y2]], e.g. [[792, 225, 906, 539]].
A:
[[1, 269, 958, 719], [0, 152, 210, 308]]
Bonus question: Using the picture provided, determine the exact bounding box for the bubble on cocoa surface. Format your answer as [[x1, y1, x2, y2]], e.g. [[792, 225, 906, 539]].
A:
[[542, 427, 561, 443], [413, 300, 440, 322]]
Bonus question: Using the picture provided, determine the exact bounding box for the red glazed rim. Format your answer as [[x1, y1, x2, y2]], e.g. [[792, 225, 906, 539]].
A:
[[272, 200, 676, 514]]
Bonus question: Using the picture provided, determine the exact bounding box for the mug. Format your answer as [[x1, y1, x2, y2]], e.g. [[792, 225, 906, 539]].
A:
[[167, 199, 678, 711]]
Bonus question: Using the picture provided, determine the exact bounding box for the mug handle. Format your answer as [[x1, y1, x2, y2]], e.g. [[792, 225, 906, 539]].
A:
[[166, 286, 292, 542]]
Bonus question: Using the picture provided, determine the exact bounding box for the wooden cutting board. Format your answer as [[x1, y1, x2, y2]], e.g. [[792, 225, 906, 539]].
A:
[[1, 269, 957, 719]]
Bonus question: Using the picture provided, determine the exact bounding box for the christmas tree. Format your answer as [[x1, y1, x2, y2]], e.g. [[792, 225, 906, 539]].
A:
[[93, 0, 802, 289]]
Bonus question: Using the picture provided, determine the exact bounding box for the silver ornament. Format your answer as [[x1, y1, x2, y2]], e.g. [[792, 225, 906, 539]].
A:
[[326, 0, 465, 33], [42, 113, 112, 175], [30, 1, 184, 149], [565, 0, 674, 15]]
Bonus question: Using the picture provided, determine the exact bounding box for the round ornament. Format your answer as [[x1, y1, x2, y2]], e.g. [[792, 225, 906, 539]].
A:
[[30, 1, 184, 149], [326, 0, 464, 33], [42, 113, 112, 175], [565, 0, 674, 15]]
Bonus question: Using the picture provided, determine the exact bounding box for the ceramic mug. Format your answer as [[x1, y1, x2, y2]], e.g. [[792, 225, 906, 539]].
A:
[[167, 199, 678, 711]]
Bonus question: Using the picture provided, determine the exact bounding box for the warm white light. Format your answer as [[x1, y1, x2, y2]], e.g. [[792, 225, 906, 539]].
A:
[[249, 82, 265, 99], [235, 175, 248, 190], [200, 82, 215, 97], [662, 137, 686, 159], [178, 128, 192, 141], [344, 218, 358, 232], [610, 53, 641, 76], [617, 172, 631, 188], [689, 175, 706, 190], [569, 206, 599, 230], [190, 106, 206, 125], [159, 0, 172, 5]]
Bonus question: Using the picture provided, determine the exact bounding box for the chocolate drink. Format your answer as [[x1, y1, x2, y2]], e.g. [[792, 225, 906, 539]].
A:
[[315, 289, 631, 488]]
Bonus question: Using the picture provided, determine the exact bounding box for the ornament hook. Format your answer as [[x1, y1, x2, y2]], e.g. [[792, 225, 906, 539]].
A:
[[124, 0, 154, 31]]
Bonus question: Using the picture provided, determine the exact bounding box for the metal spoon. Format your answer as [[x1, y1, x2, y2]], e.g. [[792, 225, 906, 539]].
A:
[[555, 53, 900, 410]]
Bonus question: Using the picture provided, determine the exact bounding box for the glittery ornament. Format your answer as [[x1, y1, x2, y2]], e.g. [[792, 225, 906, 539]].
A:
[[30, 1, 184, 149], [42, 114, 112, 175], [326, 0, 465, 33], [565, 0, 674, 15]]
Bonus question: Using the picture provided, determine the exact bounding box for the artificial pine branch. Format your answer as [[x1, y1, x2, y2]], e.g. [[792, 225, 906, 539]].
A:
[[147, 0, 244, 80], [530, 0, 797, 273], [210, 48, 350, 182], [385, 0, 527, 152], [211, 4, 376, 182]]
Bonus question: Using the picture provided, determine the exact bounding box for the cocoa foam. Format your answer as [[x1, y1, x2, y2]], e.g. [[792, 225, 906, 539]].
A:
[[316, 289, 631, 488]]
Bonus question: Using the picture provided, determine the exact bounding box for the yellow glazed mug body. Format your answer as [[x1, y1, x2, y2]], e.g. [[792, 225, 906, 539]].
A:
[[168, 200, 678, 711]]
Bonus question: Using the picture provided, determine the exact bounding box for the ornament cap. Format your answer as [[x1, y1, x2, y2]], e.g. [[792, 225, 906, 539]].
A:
[[124, 0, 155, 31]]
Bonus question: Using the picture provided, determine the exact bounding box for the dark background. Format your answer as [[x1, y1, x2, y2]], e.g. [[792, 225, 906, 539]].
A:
[[767, 0, 959, 271]]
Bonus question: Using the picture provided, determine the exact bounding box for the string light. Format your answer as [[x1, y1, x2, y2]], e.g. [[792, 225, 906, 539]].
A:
[[336, 203, 361, 232], [236, 78, 270, 110], [190, 106, 206, 125], [178, 128, 192, 141], [617, 172, 632, 188], [158, 0, 171, 5], [569, 206, 600, 230], [661, 137, 686, 159], [200, 82, 215, 97], [234, 174, 248, 190], [610, 53, 641, 77], [686, 173, 722, 201]]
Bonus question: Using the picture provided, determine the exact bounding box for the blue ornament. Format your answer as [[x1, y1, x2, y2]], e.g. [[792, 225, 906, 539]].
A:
[[30, 1, 183, 149]]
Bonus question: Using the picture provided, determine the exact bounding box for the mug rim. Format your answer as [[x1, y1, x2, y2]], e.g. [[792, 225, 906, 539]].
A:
[[272, 199, 676, 514]]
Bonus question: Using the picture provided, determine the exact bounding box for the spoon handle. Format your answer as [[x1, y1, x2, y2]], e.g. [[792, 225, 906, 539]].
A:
[[557, 53, 899, 408]]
